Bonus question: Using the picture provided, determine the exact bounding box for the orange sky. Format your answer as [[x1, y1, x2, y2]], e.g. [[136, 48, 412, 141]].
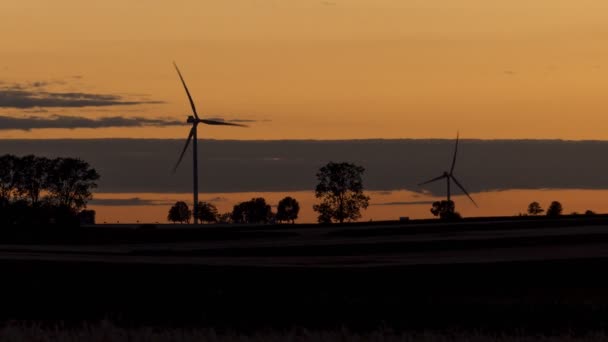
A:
[[2, 1, 608, 140]]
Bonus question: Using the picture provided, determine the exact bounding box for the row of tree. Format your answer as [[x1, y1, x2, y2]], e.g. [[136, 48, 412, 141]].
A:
[[526, 201, 595, 217], [168, 196, 301, 224], [527, 201, 563, 217], [168, 162, 372, 224], [0, 154, 100, 225], [167, 161, 600, 225], [420, 200, 591, 220]]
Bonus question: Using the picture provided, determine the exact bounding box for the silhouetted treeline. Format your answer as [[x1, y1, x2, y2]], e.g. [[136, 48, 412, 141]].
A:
[[232, 198, 273, 224], [0, 154, 99, 226], [167, 196, 301, 224]]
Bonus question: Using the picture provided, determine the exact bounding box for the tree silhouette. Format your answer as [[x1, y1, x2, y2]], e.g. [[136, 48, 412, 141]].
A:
[[168, 201, 191, 224], [0, 154, 19, 203], [313, 162, 370, 223], [46, 157, 100, 211], [0, 154, 101, 226], [430, 200, 461, 220], [231, 198, 273, 224], [314, 202, 333, 224], [546, 201, 563, 217], [15, 155, 52, 207], [217, 212, 233, 224], [527, 201, 544, 216], [276, 196, 300, 224], [195, 201, 219, 223]]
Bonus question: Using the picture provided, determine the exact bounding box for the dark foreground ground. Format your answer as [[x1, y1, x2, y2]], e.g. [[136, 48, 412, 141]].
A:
[[4, 258, 608, 334], [3, 215, 608, 335]]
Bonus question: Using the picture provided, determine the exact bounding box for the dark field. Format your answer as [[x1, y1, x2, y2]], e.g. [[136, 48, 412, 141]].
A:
[[2, 216, 608, 336]]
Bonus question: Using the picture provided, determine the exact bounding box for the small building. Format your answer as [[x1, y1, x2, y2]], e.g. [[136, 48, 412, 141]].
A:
[[78, 210, 96, 225]]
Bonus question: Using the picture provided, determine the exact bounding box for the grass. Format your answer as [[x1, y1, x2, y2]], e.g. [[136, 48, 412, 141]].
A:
[[3, 322, 608, 342], [4, 217, 608, 335], [3, 258, 608, 334]]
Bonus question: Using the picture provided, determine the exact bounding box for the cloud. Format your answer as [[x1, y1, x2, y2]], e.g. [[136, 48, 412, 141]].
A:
[[2, 139, 608, 194], [23, 108, 49, 113], [89, 197, 173, 206], [30, 81, 49, 88], [372, 201, 435, 206], [206, 196, 229, 202], [5, 80, 64, 90], [411, 189, 431, 196], [0, 115, 182, 130], [0, 85, 162, 108]]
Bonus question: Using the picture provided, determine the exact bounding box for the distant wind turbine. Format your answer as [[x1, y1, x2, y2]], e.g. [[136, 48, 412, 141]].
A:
[[418, 132, 478, 207], [172, 62, 247, 224]]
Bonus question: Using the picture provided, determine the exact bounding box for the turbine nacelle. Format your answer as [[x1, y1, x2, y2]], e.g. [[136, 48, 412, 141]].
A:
[[187, 116, 196, 123]]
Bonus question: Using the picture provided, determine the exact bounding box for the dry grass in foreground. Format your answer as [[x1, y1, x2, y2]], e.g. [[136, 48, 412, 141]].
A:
[[1, 322, 608, 342]]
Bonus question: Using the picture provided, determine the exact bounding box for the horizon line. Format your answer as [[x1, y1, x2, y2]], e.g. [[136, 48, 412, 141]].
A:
[[2, 137, 608, 143]]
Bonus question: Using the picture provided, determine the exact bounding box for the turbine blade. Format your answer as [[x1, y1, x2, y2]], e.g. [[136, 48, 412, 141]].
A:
[[200, 119, 247, 127], [450, 131, 459, 174], [451, 175, 478, 207], [418, 174, 447, 186], [172, 127, 195, 173], [173, 62, 199, 120]]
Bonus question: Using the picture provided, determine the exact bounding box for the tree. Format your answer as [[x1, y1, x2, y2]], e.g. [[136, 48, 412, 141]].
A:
[[0, 154, 19, 203], [527, 201, 544, 216], [231, 198, 273, 224], [276, 196, 300, 223], [46, 157, 100, 211], [313, 162, 370, 223], [314, 202, 333, 224], [167, 201, 191, 224], [430, 200, 461, 220], [217, 212, 233, 224], [546, 201, 563, 217], [0, 154, 101, 226], [195, 201, 219, 223], [15, 155, 52, 207]]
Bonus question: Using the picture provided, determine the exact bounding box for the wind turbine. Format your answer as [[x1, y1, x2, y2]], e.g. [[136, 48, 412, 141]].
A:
[[172, 62, 246, 224], [418, 132, 478, 208]]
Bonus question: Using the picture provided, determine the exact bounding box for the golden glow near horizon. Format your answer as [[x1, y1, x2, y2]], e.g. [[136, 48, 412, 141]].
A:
[[92, 189, 608, 224], [2, 1, 608, 140]]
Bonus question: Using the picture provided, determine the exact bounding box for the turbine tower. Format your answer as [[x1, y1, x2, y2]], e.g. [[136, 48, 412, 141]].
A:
[[418, 132, 478, 207], [172, 62, 246, 224]]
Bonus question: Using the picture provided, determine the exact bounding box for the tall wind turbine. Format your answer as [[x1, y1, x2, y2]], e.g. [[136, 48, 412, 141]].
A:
[[172, 62, 246, 224], [418, 132, 478, 207]]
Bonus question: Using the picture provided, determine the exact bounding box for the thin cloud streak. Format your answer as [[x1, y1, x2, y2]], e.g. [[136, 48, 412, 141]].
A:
[[89, 198, 174, 206], [0, 87, 162, 109], [0, 115, 182, 130], [372, 201, 435, 206]]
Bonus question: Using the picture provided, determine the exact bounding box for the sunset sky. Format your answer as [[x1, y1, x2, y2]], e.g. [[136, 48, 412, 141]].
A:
[[2, 1, 608, 140]]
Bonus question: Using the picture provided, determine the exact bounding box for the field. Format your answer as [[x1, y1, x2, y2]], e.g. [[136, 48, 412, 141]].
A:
[[4, 324, 608, 342], [2, 215, 608, 337]]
